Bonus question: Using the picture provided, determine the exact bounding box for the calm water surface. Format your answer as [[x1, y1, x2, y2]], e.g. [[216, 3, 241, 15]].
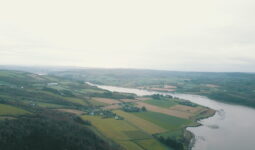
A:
[[88, 83, 255, 150]]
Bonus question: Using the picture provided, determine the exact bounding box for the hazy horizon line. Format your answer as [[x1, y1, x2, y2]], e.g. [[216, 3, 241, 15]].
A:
[[0, 64, 254, 74]]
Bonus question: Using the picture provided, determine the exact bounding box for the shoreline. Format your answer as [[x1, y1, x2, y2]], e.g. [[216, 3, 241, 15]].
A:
[[88, 82, 217, 150], [92, 83, 255, 110], [184, 109, 216, 150]]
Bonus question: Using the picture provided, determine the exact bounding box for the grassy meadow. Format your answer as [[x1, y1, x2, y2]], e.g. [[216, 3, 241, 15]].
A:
[[113, 110, 166, 134], [134, 139, 171, 150], [133, 111, 191, 131], [144, 99, 176, 108], [0, 104, 30, 116], [82, 115, 170, 150]]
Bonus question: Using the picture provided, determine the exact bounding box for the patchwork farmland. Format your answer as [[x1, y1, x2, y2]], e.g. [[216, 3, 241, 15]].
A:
[[82, 94, 215, 150]]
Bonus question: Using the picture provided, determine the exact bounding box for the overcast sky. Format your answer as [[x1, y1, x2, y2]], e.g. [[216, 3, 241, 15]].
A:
[[0, 0, 255, 72]]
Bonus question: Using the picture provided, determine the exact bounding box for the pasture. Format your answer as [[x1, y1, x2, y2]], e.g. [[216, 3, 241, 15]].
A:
[[158, 129, 184, 139], [134, 139, 171, 150], [103, 104, 121, 110], [114, 110, 166, 134], [82, 115, 168, 150], [136, 102, 192, 119], [144, 99, 176, 108], [56, 109, 85, 115], [88, 99, 108, 106], [92, 97, 121, 105], [64, 97, 88, 106], [169, 105, 201, 114], [133, 111, 190, 131], [123, 130, 151, 139], [118, 141, 144, 150], [120, 99, 137, 102], [81, 115, 138, 140], [36, 102, 65, 108], [0, 104, 30, 116]]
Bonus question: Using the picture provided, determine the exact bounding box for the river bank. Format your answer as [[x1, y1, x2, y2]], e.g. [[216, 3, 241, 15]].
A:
[[88, 82, 216, 150], [89, 83, 255, 150]]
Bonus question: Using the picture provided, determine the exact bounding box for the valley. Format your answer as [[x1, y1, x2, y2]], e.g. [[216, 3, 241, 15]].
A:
[[0, 70, 214, 150]]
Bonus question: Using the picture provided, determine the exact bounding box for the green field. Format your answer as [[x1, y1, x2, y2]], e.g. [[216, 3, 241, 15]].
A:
[[22, 101, 66, 109], [0, 104, 30, 116], [118, 141, 144, 150], [158, 129, 184, 139], [134, 139, 171, 150], [82, 111, 191, 150], [144, 99, 176, 108], [134, 111, 190, 131], [36, 102, 66, 108], [88, 99, 108, 106], [114, 110, 166, 134], [82, 115, 168, 150], [63, 97, 88, 106], [123, 130, 151, 139], [82, 115, 138, 140]]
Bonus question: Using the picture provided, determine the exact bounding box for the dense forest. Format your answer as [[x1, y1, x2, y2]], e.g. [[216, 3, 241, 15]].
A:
[[0, 110, 118, 150]]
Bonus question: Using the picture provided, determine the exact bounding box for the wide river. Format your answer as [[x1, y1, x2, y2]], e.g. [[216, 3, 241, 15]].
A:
[[89, 83, 255, 150]]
